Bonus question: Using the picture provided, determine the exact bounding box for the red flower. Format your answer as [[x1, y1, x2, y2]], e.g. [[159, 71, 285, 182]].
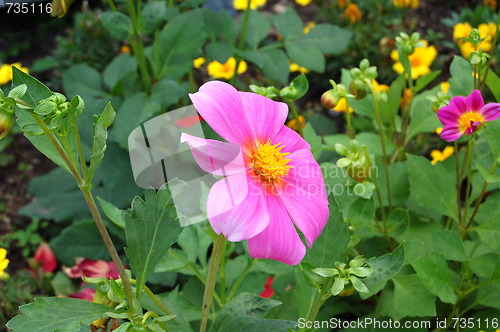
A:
[[63, 258, 120, 279], [260, 276, 275, 298], [34, 243, 57, 273], [68, 287, 95, 301]]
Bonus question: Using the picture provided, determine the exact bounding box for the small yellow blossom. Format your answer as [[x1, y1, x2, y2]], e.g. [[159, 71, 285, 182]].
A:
[[289, 62, 310, 74], [295, 0, 313, 6], [430, 146, 454, 165], [337, 0, 347, 8], [453, 22, 496, 58], [0, 63, 29, 85], [303, 21, 316, 34], [435, 127, 443, 135], [393, 0, 419, 9], [440, 82, 450, 94], [391, 40, 437, 79], [287, 115, 306, 131], [207, 57, 247, 80], [120, 45, 131, 54], [193, 57, 206, 69], [373, 80, 389, 93], [333, 98, 354, 113], [233, 0, 266, 10], [484, 0, 497, 9], [344, 4, 362, 25], [0, 248, 9, 277]]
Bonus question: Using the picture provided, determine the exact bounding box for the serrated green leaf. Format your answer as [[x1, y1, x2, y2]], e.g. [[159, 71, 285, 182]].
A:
[[125, 187, 183, 297], [411, 252, 458, 304], [7, 297, 110, 332], [88, 102, 116, 182]]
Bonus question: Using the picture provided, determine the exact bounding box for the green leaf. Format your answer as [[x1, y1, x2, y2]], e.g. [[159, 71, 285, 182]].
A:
[[486, 70, 500, 102], [97, 196, 126, 229], [11, 66, 52, 108], [62, 64, 107, 100], [286, 43, 325, 72], [406, 91, 441, 141], [431, 229, 467, 262], [125, 187, 183, 297], [289, 73, 309, 100], [449, 56, 474, 97], [475, 280, 500, 310], [259, 49, 290, 83], [411, 252, 458, 304], [361, 243, 405, 297], [470, 219, 500, 253], [7, 297, 111, 332], [150, 79, 185, 108], [103, 54, 137, 90], [50, 219, 110, 266], [273, 8, 302, 41], [476, 162, 500, 183], [88, 102, 116, 181], [245, 11, 270, 49], [483, 118, 500, 159], [294, 24, 352, 55], [407, 155, 458, 220], [206, 41, 232, 63], [212, 293, 295, 332], [110, 92, 148, 149], [414, 70, 441, 94], [100, 12, 133, 40], [8, 83, 27, 99], [302, 123, 321, 160], [140, 1, 167, 36], [386, 208, 409, 237], [304, 195, 349, 268]]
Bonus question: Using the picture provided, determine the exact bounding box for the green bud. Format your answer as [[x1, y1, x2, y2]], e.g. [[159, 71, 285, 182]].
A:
[[0, 108, 14, 139], [34, 101, 57, 116], [335, 143, 350, 156], [359, 59, 370, 71], [280, 86, 298, 100], [71, 95, 85, 116], [249, 85, 279, 99], [8, 84, 27, 99], [321, 89, 340, 109]]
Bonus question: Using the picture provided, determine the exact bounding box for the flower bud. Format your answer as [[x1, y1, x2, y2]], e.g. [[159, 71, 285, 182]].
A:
[[321, 89, 340, 109], [0, 109, 14, 139]]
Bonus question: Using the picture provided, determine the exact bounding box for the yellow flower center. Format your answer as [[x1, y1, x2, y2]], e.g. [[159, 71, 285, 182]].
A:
[[252, 139, 292, 183], [458, 111, 485, 133]]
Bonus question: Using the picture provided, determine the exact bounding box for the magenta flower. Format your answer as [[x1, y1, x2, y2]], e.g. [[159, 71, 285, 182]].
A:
[[438, 90, 500, 142], [181, 81, 329, 265]]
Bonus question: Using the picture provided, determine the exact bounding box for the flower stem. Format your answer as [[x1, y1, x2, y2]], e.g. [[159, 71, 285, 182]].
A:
[[461, 137, 474, 229], [344, 97, 354, 138], [288, 100, 303, 137], [479, 7, 500, 91], [200, 234, 226, 332], [72, 114, 88, 181], [230, 1, 252, 86], [454, 141, 462, 224], [227, 258, 254, 301]]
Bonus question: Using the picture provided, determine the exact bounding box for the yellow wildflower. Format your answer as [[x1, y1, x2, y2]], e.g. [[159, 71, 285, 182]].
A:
[[430, 146, 454, 165], [373, 80, 389, 93], [120, 45, 131, 54], [453, 22, 496, 58], [289, 62, 310, 74], [303, 21, 316, 34], [393, 0, 419, 9], [207, 57, 247, 80], [333, 98, 354, 113], [193, 57, 206, 69], [337, 0, 347, 8], [484, 0, 497, 9], [287, 115, 306, 131], [391, 40, 437, 79], [344, 4, 362, 24], [0, 248, 9, 277], [435, 127, 443, 135], [0, 63, 29, 85], [233, 0, 266, 10], [453, 22, 473, 41], [296, 0, 313, 6], [440, 82, 450, 94]]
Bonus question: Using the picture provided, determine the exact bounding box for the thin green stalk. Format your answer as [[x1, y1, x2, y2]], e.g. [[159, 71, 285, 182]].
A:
[[188, 68, 197, 93], [298, 278, 332, 332], [287, 100, 303, 137], [61, 135, 77, 170], [479, 7, 500, 91], [461, 137, 474, 229], [107, 0, 118, 11], [454, 141, 462, 224], [127, 0, 151, 91], [143, 285, 173, 317], [72, 114, 88, 181], [229, 1, 252, 86], [142, 311, 168, 331], [200, 234, 226, 332], [219, 240, 228, 304], [227, 259, 254, 301], [465, 161, 498, 229], [344, 97, 354, 138]]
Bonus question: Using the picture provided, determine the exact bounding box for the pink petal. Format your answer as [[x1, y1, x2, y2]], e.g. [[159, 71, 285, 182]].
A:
[[449, 95, 468, 114], [180, 133, 245, 176], [189, 81, 253, 146], [440, 126, 463, 142], [279, 149, 329, 248], [239, 91, 288, 145], [466, 90, 484, 112], [480, 103, 500, 122], [271, 125, 310, 154], [248, 195, 306, 265], [207, 173, 270, 241], [437, 106, 460, 125]]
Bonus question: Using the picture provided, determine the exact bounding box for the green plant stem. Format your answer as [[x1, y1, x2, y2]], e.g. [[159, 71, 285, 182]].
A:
[[368, 83, 392, 210], [461, 137, 473, 229], [479, 7, 500, 91], [127, 0, 152, 91], [465, 161, 498, 230], [344, 97, 354, 138], [61, 135, 77, 170], [230, 2, 252, 86], [144, 285, 173, 317], [142, 311, 169, 331], [81, 188, 136, 312], [200, 234, 226, 332], [454, 141, 462, 225], [398, 55, 414, 153], [227, 259, 255, 301], [219, 241, 228, 304], [72, 114, 88, 181], [107, 0, 118, 11], [298, 278, 332, 332], [287, 100, 303, 137]]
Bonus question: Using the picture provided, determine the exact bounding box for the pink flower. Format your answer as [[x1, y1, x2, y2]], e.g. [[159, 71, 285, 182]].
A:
[[63, 258, 120, 279], [260, 276, 275, 298], [68, 287, 95, 301], [34, 243, 57, 273], [438, 90, 500, 142], [181, 81, 329, 265]]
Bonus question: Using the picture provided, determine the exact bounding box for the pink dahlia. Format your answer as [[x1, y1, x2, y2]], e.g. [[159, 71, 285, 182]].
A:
[[438, 90, 500, 142], [181, 81, 329, 265]]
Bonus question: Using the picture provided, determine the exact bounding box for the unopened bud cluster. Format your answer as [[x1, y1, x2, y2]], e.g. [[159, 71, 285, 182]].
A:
[[33, 93, 84, 135], [395, 32, 424, 56], [321, 79, 349, 109], [349, 59, 377, 99], [335, 140, 372, 183], [0, 84, 27, 139], [427, 92, 451, 113]]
